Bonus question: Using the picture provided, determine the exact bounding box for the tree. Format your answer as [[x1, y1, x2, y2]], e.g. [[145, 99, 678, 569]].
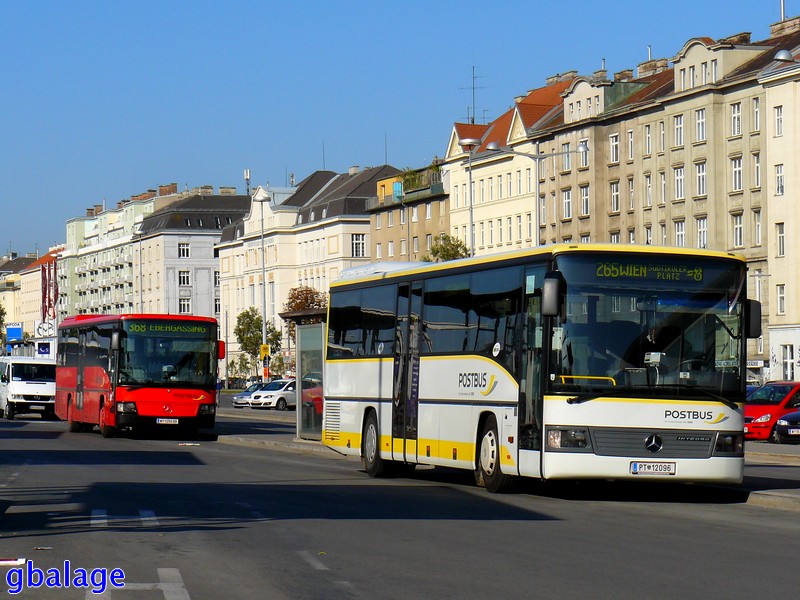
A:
[[233, 307, 281, 375], [421, 234, 470, 262], [284, 286, 327, 343]]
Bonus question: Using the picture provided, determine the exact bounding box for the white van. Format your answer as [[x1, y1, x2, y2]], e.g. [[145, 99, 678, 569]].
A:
[[0, 357, 57, 420]]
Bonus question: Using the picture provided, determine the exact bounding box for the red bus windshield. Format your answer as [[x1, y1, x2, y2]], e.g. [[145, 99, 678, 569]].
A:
[[117, 319, 217, 388]]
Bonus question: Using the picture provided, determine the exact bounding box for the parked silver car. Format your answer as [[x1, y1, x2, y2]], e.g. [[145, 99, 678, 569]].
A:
[[232, 383, 269, 408], [247, 379, 297, 411]]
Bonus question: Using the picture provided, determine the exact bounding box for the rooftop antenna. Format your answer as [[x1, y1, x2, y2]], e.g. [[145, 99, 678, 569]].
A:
[[648, 45, 652, 60], [782, 0, 786, 21], [322, 141, 326, 170], [460, 66, 486, 125], [384, 132, 388, 165]]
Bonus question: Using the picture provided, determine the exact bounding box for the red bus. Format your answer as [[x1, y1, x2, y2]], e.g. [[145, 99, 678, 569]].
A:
[[55, 314, 225, 437]]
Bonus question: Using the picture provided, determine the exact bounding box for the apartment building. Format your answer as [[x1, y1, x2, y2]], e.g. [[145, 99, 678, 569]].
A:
[[369, 162, 449, 262], [217, 165, 399, 379], [0, 253, 38, 328], [443, 16, 800, 383]]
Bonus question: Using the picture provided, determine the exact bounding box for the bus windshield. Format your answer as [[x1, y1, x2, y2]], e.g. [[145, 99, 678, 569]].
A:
[[117, 320, 217, 387], [549, 253, 746, 398]]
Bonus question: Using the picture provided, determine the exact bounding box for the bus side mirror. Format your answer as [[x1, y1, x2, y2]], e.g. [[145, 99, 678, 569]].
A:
[[217, 340, 226, 360], [746, 299, 762, 339], [542, 273, 564, 317], [111, 331, 121, 351]]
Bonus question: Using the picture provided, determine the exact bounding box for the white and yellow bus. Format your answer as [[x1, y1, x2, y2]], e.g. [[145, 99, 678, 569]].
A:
[[323, 244, 761, 492]]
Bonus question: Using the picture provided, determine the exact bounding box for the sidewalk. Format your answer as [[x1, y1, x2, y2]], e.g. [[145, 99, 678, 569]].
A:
[[215, 407, 800, 511]]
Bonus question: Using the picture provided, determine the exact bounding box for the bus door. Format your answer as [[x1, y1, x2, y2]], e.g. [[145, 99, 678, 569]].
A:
[[392, 282, 422, 463], [74, 331, 86, 416], [518, 265, 546, 478]]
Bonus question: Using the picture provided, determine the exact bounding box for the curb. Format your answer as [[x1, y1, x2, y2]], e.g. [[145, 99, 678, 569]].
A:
[[216, 434, 349, 459], [746, 490, 800, 511]]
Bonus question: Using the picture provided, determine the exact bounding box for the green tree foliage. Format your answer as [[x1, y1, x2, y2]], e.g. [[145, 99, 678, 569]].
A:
[[284, 286, 327, 343], [233, 307, 281, 371], [421, 234, 470, 262]]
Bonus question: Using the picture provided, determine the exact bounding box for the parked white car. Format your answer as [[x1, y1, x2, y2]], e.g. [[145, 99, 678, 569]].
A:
[[247, 379, 297, 411]]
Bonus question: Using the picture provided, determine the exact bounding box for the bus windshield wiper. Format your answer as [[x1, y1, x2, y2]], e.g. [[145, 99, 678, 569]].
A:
[[566, 388, 641, 405], [640, 384, 739, 410]]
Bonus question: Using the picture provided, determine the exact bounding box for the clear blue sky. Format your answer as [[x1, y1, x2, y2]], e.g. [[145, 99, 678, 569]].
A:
[[1, 0, 790, 254]]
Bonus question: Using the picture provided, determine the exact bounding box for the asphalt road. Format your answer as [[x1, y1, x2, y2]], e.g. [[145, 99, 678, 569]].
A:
[[2, 413, 800, 599]]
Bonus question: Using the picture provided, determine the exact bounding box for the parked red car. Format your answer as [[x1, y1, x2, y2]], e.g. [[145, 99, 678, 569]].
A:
[[745, 382, 800, 442]]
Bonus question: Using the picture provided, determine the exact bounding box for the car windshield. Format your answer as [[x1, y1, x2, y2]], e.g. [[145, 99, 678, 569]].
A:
[[746, 385, 794, 405], [245, 383, 263, 392], [263, 381, 289, 391]]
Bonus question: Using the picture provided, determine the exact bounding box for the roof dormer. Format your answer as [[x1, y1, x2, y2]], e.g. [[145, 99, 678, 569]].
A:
[[672, 35, 768, 91]]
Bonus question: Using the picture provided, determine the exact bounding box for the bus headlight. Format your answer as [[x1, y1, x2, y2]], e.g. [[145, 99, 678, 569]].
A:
[[116, 402, 137, 414], [198, 404, 216, 415], [714, 433, 744, 455], [546, 428, 591, 450]]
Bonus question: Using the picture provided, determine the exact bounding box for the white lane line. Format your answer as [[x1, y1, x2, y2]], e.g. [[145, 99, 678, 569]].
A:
[[297, 550, 329, 571], [139, 509, 160, 527], [158, 568, 191, 600], [90, 509, 108, 527]]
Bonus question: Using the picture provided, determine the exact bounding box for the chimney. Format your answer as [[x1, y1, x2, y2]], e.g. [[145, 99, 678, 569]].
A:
[[559, 70, 578, 81], [158, 183, 178, 196], [86, 207, 95, 217], [515, 95, 526, 103], [637, 58, 669, 78], [94, 204, 103, 214], [614, 69, 634, 82], [592, 69, 608, 82], [219, 186, 237, 195], [348, 166, 361, 175], [545, 74, 561, 85], [771, 16, 800, 37]]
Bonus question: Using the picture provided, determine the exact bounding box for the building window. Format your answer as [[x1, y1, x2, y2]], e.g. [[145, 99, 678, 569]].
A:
[[777, 223, 785, 257], [580, 185, 590, 216], [628, 177, 635, 209], [731, 102, 741, 136], [426, 203, 432, 220], [539, 196, 546, 226], [776, 164, 785, 195], [412, 206, 418, 221], [526, 168, 532, 193], [388, 241, 394, 257], [782, 343, 794, 379], [517, 215, 523, 240], [701, 61, 708, 84], [659, 121, 665, 152], [400, 239, 407, 256], [562, 144, 571, 171], [352, 234, 366, 257], [178, 270, 190, 286], [579, 139, 589, 168], [732, 214, 744, 248], [674, 221, 685, 247], [497, 218, 504, 243], [627, 130, 634, 160], [696, 217, 707, 248], [214, 271, 220, 286], [661, 223, 667, 245], [673, 114, 684, 146], [400, 207, 406, 225], [644, 174, 652, 207], [426, 234, 432, 250], [777, 285, 787, 316], [628, 229, 636, 244], [507, 173, 512, 198], [610, 181, 620, 212], [563, 189, 572, 219], [488, 220, 494, 245], [754, 210, 762, 246], [413, 236, 419, 253], [711, 59, 718, 82], [178, 243, 190, 258], [375, 243, 382, 259], [388, 211, 394, 227], [644, 124, 652, 155], [179, 298, 191, 314], [753, 153, 761, 188], [609, 134, 620, 163], [695, 108, 706, 142], [660, 171, 666, 204], [527, 213, 533, 238], [507, 217, 513, 242], [375, 213, 382, 229], [645, 225, 652, 245], [696, 161, 707, 196], [753, 97, 760, 131], [610, 232, 620, 244], [674, 166, 685, 200], [731, 157, 743, 192], [775, 105, 784, 136], [214, 298, 220, 314]]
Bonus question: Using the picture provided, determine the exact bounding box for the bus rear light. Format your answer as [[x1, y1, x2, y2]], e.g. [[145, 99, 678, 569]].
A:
[[116, 402, 137, 414], [198, 404, 216, 415], [546, 428, 590, 450]]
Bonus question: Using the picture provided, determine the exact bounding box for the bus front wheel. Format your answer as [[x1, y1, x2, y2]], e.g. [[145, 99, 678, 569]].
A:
[[362, 411, 386, 477], [475, 416, 513, 493], [99, 405, 115, 438]]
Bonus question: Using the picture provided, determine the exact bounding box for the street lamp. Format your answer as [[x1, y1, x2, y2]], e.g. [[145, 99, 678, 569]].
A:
[[486, 140, 589, 246], [457, 137, 482, 256], [252, 185, 271, 379]]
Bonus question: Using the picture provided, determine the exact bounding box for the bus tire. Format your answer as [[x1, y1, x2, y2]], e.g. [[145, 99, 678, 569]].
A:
[[475, 415, 513, 493], [99, 404, 115, 438], [362, 410, 386, 477]]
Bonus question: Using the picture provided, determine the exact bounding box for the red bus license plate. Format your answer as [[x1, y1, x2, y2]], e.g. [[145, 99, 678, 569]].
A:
[[156, 418, 179, 425]]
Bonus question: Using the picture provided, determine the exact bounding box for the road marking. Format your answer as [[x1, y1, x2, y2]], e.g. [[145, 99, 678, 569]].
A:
[[297, 550, 329, 571], [85, 567, 191, 599]]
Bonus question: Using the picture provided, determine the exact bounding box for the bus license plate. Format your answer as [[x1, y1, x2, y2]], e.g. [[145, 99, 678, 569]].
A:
[[630, 461, 676, 475], [156, 418, 179, 425]]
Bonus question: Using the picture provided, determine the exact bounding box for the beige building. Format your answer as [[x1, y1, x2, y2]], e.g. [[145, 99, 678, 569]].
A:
[[443, 17, 800, 383], [217, 165, 400, 380], [369, 162, 449, 262]]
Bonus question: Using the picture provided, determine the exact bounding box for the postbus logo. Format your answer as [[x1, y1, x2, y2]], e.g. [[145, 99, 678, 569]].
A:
[[664, 409, 729, 425], [458, 373, 498, 396]]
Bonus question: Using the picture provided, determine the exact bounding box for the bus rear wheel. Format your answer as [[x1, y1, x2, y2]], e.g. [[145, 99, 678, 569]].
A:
[[475, 416, 513, 493], [362, 411, 386, 477], [99, 405, 115, 438]]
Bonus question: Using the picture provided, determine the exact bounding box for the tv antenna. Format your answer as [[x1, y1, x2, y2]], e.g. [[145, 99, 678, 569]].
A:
[[460, 65, 487, 124]]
